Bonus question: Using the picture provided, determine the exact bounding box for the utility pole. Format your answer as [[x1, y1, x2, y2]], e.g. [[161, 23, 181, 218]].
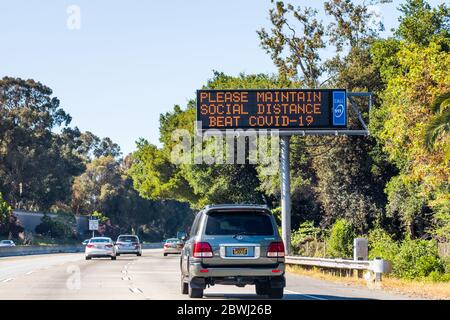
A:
[[280, 135, 291, 255]]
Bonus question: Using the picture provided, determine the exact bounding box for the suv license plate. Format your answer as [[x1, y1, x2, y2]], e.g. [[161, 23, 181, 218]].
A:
[[232, 247, 248, 256]]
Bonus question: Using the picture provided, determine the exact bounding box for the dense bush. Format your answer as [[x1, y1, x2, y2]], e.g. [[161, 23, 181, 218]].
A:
[[369, 227, 448, 281], [291, 221, 323, 255], [395, 238, 445, 280], [0, 192, 11, 227], [325, 219, 355, 259], [368, 227, 399, 262], [0, 193, 24, 238], [35, 214, 75, 239]]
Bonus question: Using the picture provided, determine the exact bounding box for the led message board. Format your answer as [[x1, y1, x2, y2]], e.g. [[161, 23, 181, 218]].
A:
[[197, 89, 347, 130]]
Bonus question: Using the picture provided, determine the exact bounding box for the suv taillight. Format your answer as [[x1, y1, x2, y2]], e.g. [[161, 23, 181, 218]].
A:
[[267, 241, 285, 258], [193, 242, 213, 258]]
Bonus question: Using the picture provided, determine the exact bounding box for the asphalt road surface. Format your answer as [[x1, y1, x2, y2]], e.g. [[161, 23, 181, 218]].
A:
[[0, 249, 413, 300]]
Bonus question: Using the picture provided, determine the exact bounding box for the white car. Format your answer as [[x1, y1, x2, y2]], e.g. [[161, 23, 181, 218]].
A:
[[163, 238, 184, 256], [115, 235, 142, 256], [85, 237, 116, 260], [0, 240, 15, 247]]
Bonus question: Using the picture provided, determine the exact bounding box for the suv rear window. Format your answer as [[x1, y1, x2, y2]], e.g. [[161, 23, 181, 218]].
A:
[[118, 236, 138, 242], [90, 238, 110, 243], [205, 211, 274, 236]]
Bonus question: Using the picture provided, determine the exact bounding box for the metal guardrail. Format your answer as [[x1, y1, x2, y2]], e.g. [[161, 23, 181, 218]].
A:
[[0, 245, 85, 257], [285, 256, 392, 281], [0, 242, 164, 257]]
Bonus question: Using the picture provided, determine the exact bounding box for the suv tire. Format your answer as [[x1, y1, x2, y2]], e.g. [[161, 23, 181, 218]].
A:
[[188, 285, 203, 298], [268, 287, 283, 299], [181, 276, 189, 295], [255, 283, 269, 296]]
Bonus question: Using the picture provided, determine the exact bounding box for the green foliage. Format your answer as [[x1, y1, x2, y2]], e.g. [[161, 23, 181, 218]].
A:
[[424, 92, 450, 160], [0, 192, 11, 225], [395, 0, 450, 45], [370, 1, 450, 239], [90, 211, 108, 224], [368, 227, 400, 262], [291, 221, 323, 255], [35, 214, 75, 239], [291, 221, 321, 246], [431, 204, 450, 243], [325, 219, 355, 259], [369, 227, 448, 280], [0, 77, 124, 211], [394, 238, 445, 279]]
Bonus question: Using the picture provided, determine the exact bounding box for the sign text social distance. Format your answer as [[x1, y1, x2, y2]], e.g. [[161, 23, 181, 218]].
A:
[[196, 89, 347, 130]]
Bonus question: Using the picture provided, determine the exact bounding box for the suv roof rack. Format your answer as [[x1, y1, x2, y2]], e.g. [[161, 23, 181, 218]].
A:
[[204, 204, 269, 210]]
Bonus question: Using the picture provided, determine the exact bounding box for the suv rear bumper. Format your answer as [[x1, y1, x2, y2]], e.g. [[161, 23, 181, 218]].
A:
[[189, 262, 285, 277], [189, 272, 285, 289]]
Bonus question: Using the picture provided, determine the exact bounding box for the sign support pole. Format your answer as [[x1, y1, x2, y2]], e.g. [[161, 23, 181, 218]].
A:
[[280, 135, 291, 255]]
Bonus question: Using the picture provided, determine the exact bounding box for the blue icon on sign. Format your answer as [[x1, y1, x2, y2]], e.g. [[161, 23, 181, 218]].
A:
[[333, 91, 346, 126]]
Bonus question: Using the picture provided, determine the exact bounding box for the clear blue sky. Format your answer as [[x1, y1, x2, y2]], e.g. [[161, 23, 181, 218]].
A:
[[0, 1, 443, 155]]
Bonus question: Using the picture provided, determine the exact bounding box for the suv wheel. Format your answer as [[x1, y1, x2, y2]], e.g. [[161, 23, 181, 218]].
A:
[[268, 288, 283, 299], [255, 283, 269, 296], [180, 276, 188, 295], [188, 285, 203, 298]]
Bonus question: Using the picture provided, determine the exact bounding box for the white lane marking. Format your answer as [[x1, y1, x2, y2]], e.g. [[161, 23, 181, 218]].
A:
[[25, 271, 35, 275], [2, 278, 14, 283], [122, 276, 132, 281], [285, 289, 327, 300], [129, 287, 143, 294]]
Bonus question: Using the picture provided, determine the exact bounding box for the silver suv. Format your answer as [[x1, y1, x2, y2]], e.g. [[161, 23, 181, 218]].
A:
[[180, 204, 286, 299]]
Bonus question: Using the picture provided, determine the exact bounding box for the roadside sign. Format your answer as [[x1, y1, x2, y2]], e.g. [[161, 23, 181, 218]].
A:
[[197, 89, 347, 130], [89, 218, 99, 231]]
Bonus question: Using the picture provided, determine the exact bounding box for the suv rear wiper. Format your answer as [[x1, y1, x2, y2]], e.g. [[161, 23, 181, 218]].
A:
[[232, 232, 258, 239]]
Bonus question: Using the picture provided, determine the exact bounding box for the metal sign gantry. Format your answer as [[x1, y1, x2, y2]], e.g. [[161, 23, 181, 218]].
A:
[[279, 92, 372, 255]]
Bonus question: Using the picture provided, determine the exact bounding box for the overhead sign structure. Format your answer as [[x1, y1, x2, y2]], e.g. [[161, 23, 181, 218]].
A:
[[197, 89, 347, 130]]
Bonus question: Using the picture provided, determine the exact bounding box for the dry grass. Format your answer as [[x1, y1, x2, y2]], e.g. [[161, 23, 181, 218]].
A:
[[286, 265, 450, 300]]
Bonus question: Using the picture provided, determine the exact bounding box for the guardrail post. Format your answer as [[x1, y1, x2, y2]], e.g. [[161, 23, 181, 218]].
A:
[[375, 272, 382, 282]]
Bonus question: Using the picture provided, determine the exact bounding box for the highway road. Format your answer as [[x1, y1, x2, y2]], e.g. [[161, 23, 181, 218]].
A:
[[0, 249, 413, 300]]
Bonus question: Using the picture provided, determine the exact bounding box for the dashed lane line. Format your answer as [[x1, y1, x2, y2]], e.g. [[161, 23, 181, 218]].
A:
[[129, 287, 143, 294], [285, 289, 327, 300]]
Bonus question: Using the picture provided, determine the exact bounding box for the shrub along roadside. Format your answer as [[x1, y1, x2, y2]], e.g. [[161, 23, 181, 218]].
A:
[[35, 214, 76, 239], [368, 228, 449, 281], [325, 219, 355, 259], [290, 220, 449, 282]]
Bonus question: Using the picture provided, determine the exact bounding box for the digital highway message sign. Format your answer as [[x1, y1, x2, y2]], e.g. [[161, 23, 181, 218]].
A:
[[197, 89, 347, 130]]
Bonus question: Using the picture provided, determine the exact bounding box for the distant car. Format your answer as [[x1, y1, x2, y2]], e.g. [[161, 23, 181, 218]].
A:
[[0, 240, 15, 247], [85, 237, 116, 260], [163, 238, 184, 256], [115, 235, 142, 256], [82, 239, 90, 246]]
